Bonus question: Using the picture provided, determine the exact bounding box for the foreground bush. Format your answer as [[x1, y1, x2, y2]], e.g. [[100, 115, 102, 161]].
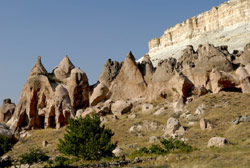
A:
[[161, 138, 194, 153], [132, 138, 194, 156], [0, 135, 15, 156], [19, 147, 49, 166], [58, 114, 117, 160]]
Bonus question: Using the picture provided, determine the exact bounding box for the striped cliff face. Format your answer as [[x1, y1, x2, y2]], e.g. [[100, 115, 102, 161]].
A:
[[142, 0, 250, 66]]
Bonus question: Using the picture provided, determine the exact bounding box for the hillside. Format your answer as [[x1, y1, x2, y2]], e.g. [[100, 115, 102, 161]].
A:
[[5, 92, 250, 167]]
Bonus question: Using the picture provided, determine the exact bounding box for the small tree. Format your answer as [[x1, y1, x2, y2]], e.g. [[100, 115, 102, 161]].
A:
[[58, 114, 117, 160]]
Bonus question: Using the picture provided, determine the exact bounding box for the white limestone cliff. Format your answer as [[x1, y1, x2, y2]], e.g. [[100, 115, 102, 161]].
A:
[[141, 0, 250, 66]]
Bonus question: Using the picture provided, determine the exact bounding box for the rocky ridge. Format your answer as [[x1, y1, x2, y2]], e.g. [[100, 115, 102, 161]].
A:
[[142, 0, 250, 66], [1, 41, 250, 133]]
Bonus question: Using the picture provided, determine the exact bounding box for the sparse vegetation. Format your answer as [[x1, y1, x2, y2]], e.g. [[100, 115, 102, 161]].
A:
[[161, 138, 194, 153], [58, 114, 117, 160], [0, 135, 15, 156], [19, 147, 49, 167], [132, 138, 194, 157]]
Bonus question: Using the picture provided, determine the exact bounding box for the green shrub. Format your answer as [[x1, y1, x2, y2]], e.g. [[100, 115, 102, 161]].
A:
[[19, 147, 49, 166], [0, 135, 15, 156], [131, 138, 194, 157], [160, 138, 193, 153], [149, 144, 166, 155], [138, 147, 150, 154], [53, 156, 70, 167], [58, 114, 117, 160]]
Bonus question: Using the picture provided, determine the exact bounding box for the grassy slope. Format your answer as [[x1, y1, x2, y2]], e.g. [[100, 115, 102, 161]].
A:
[[6, 92, 250, 167]]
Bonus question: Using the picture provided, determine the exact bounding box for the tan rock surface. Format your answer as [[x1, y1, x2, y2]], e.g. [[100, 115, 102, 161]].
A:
[[110, 51, 147, 100], [89, 83, 109, 106], [0, 99, 15, 123]]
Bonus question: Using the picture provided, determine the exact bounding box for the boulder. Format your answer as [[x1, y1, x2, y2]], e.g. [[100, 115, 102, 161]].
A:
[[89, 83, 109, 106], [112, 148, 124, 157], [141, 103, 154, 114], [192, 85, 208, 97], [42, 140, 48, 147], [195, 104, 205, 116], [0, 124, 13, 137], [81, 108, 95, 118], [207, 137, 228, 148], [149, 136, 159, 143], [0, 99, 15, 123], [153, 107, 166, 116], [164, 117, 185, 137], [111, 100, 132, 116], [232, 115, 250, 125], [200, 118, 212, 130], [173, 99, 184, 113], [128, 113, 136, 119]]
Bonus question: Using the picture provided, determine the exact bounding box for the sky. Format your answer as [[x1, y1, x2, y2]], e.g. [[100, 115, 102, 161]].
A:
[[0, 0, 227, 104]]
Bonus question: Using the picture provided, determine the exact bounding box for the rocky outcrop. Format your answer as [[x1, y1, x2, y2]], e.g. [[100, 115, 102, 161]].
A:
[[143, 0, 250, 65], [55, 85, 73, 129], [7, 56, 90, 132], [53, 56, 75, 83], [0, 124, 13, 137], [164, 117, 185, 138], [90, 83, 109, 106], [111, 100, 132, 116], [66, 68, 90, 110], [109, 52, 147, 100], [207, 137, 228, 148], [99, 59, 122, 87], [0, 99, 15, 123]]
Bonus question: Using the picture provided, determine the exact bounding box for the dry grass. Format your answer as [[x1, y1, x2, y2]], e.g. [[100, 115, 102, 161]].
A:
[[5, 92, 250, 167], [7, 127, 65, 160]]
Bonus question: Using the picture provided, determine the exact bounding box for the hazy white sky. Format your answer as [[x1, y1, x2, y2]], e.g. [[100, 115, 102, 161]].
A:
[[0, 0, 227, 103]]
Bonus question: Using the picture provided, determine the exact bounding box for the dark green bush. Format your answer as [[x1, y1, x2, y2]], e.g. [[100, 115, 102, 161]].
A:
[[58, 114, 117, 160], [131, 138, 194, 157], [138, 147, 150, 154], [160, 138, 193, 153], [0, 135, 15, 156], [53, 156, 70, 167], [149, 144, 166, 155], [19, 147, 49, 166]]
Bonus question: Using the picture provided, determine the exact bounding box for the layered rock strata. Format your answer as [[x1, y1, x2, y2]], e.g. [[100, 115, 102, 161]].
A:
[[144, 0, 250, 65]]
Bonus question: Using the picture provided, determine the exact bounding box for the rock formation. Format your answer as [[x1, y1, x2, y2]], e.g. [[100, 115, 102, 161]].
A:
[[142, 0, 250, 65], [0, 99, 15, 123], [7, 56, 90, 132], [109, 51, 147, 100], [99, 59, 122, 87]]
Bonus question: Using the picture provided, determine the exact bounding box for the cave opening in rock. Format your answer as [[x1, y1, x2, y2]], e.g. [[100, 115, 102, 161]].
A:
[[19, 112, 29, 128], [38, 116, 45, 129], [221, 87, 242, 93], [49, 116, 56, 128]]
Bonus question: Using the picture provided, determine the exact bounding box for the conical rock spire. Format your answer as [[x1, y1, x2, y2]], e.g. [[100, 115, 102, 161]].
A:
[[54, 56, 75, 82], [29, 56, 48, 76]]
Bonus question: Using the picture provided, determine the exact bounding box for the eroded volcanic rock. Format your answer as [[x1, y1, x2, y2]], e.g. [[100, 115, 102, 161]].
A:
[[0, 99, 15, 124], [7, 56, 90, 132]]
